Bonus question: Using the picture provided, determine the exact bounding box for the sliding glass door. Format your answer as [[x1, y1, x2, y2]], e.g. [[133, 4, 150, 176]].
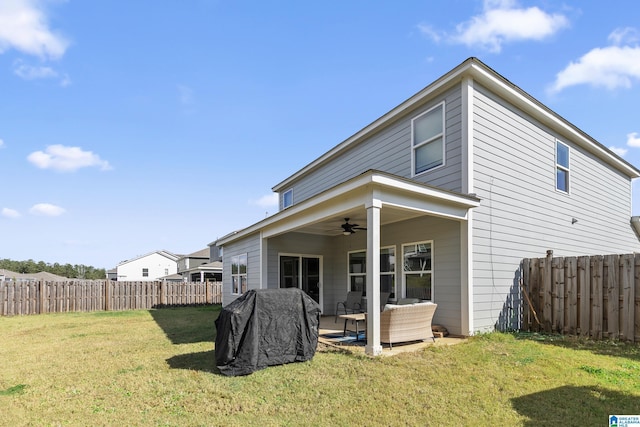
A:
[[279, 255, 321, 305]]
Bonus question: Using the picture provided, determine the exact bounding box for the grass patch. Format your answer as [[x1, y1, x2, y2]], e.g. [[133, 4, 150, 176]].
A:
[[0, 384, 27, 396], [1, 307, 639, 425]]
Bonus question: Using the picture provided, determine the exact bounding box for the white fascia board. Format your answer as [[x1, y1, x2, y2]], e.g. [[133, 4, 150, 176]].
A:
[[219, 171, 480, 245], [370, 174, 481, 209]]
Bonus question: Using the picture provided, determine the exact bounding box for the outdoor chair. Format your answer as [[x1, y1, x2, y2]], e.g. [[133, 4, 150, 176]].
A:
[[335, 291, 363, 322]]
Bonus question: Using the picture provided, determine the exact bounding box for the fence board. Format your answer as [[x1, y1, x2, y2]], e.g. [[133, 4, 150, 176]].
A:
[[621, 254, 634, 341], [0, 280, 222, 316], [604, 255, 619, 338], [566, 257, 577, 335], [543, 255, 553, 332], [523, 253, 638, 342], [577, 256, 590, 337]]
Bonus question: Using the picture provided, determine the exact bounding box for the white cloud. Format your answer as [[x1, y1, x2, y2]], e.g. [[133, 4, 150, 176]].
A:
[[0, 138, 4, 148], [627, 132, 640, 148], [29, 203, 65, 216], [609, 146, 628, 157], [27, 144, 112, 172], [250, 193, 279, 209], [13, 60, 57, 79], [417, 23, 442, 43], [450, 0, 569, 53], [12, 59, 70, 85], [549, 29, 640, 93], [2, 207, 21, 218], [0, 0, 69, 60], [609, 27, 640, 45]]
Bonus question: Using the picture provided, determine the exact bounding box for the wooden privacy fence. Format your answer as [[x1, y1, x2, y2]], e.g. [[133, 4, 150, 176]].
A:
[[521, 251, 640, 342], [0, 280, 222, 316]]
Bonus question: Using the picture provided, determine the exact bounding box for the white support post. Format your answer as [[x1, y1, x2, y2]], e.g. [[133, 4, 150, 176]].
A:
[[365, 199, 383, 356]]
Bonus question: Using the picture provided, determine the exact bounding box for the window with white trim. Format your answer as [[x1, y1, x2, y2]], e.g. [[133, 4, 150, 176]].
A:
[[402, 241, 432, 301], [142, 268, 149, 277], [412, 103, 444, 175], [556, 140, 569, 193], [283, 189, 293, 209], [231, 253, 247, 295], [348, 250, 366, 295], [347, 246, 396, 298]]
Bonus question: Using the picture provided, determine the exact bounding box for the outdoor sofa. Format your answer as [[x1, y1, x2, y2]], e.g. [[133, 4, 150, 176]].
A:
[[379, 302, 437, 349]]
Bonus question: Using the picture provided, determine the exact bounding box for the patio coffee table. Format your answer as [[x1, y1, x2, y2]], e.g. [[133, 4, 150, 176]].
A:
[[337, 313, 366, 341]]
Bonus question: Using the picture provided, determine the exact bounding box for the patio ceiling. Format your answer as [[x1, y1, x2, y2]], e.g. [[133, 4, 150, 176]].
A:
[[286, 206, 426, 237]]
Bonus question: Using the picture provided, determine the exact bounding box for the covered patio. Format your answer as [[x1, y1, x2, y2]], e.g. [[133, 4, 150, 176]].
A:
[[218, 170, 480, 356], [317, 315, 465, 356]]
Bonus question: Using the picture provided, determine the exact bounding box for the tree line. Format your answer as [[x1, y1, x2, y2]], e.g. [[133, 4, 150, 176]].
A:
[[0, 258, 106, 280]]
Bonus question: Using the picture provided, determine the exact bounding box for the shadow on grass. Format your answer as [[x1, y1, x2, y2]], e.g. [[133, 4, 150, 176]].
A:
[[514, 332, 640, 362], [149, 306, 224, 374], [512, 385, 639, 425], [149, 305, 220, 345], [166, 350, 220, 374]]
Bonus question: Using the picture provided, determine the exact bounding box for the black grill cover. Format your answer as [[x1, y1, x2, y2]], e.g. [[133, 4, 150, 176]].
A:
[[214, 288, 321, 376]]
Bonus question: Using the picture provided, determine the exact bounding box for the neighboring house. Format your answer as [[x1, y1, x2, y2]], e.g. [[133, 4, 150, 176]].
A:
[[0, 270, 69, 282], [106, 268, 117, 280], [213, 57, 640, 356], [176, 248, 222, 282], [116, 250, 180, 281]]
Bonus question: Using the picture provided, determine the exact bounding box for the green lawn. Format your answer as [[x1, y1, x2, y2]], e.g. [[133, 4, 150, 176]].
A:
[[1, 306, 639, 426]]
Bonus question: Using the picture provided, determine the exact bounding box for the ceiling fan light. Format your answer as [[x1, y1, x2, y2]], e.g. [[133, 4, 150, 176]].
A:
[[343, 231, 351, 236]]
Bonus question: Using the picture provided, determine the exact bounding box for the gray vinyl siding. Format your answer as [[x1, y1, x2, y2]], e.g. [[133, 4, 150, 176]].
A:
[[471, 83, 639, 332], [383, 216, 462, 335], [265, 232, 332, 289], [221, 233, 261, 306], [280, 87, 464, 207]]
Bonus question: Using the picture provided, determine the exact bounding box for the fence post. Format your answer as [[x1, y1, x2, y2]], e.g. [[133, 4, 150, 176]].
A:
[[566, 257, 577, 335], [543, 250, 553, 332], [552, 256, 565, 333], [605, 254, 619, 339], [160, 281, 166, 306], [104, 280, 111, 311], [621, 254, 635, 341], [578, 256, 590, 337], [38, 280, 45, 314], [591, 256, 604, 339]]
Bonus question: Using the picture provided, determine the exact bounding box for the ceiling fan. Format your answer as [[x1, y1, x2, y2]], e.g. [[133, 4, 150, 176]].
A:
[[341, 218, 367, 235]]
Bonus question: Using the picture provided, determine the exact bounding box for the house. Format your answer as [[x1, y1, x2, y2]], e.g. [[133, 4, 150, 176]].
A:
[[0, 270, 69, 282], [116, 250, 180, 281], [213, 57, 640, 356], [176, 248, 222, 282]]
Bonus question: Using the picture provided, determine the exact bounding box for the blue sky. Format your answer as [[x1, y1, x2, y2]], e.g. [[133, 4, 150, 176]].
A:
[[2, 0, 640, 269]]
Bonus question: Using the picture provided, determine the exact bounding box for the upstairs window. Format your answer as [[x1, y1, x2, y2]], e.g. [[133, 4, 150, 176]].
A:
[[142, 268, 149, 277], [556, 140, 570, 193], [282, 189, 293, 209], [412, 103, 445, 175]]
